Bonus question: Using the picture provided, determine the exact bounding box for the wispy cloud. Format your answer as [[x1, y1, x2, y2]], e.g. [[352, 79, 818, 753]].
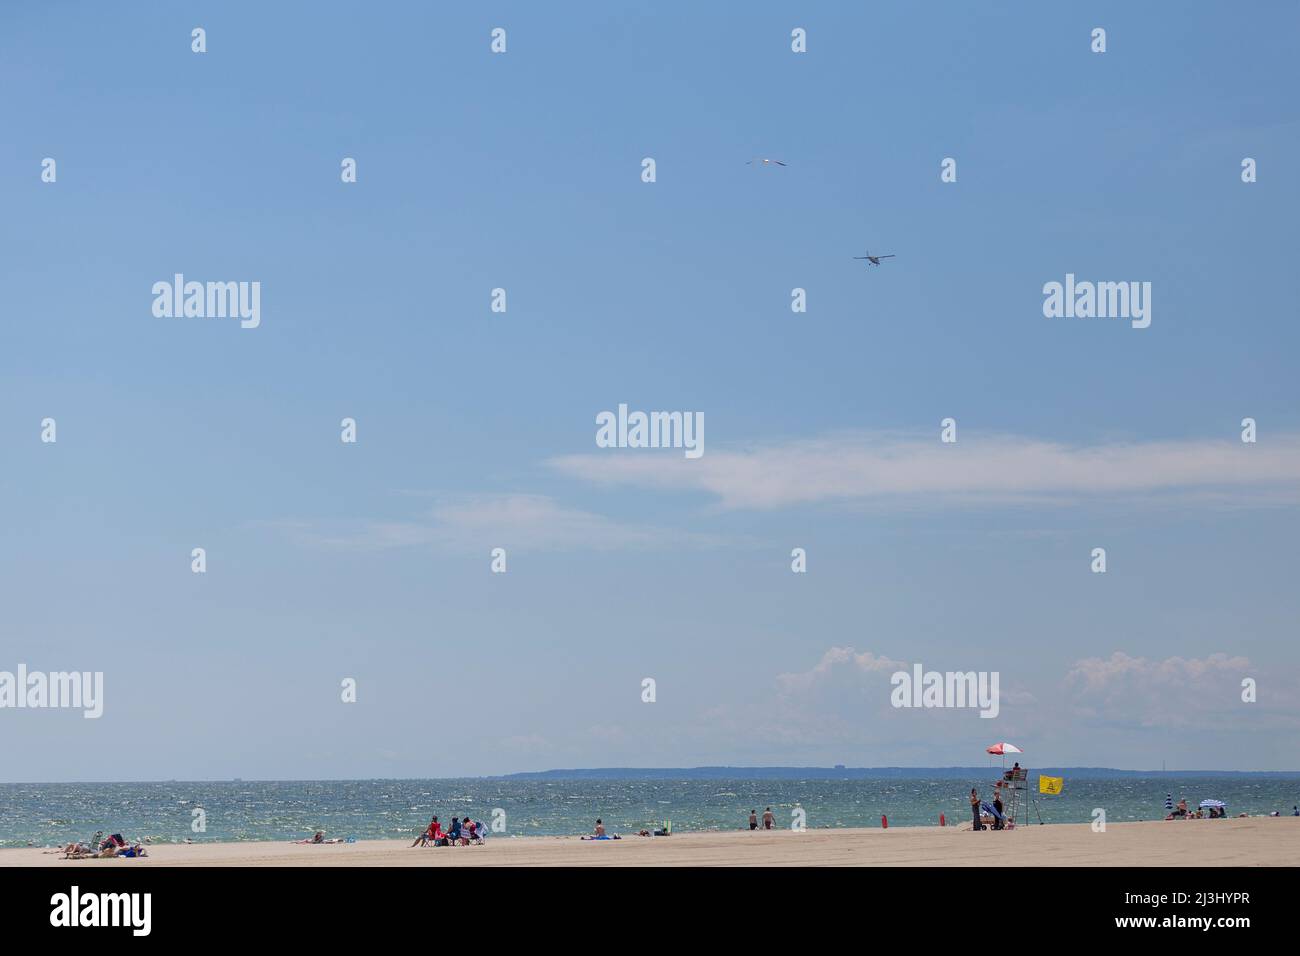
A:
[[1065, 651, 1297, 731], [262, 493, 724, 553], [680, 646, 1296, 761], [549, 432, 1300, 510]]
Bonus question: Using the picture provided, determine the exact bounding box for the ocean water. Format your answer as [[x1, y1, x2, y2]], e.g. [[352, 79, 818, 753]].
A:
[[2, 775, 1298, 847]]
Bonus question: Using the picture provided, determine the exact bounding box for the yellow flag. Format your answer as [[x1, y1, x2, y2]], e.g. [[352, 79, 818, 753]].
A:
[[1039, 775, 1064, 795]]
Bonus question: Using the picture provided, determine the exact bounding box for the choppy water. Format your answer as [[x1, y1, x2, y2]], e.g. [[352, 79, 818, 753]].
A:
[[2, 775, 1297, 847]]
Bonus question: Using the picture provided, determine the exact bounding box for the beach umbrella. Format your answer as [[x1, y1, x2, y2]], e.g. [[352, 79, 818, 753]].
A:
[[1164, 793, 1173, 811], [985, 742, 1023, 770]]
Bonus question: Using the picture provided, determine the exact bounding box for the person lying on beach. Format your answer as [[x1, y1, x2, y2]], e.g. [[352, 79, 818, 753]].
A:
[[293, 831, 326, 844]]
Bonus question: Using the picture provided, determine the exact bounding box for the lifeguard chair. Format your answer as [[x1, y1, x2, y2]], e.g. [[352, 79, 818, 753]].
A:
[[996, 766, 1029, 828], [985, 743, 1042, 828]]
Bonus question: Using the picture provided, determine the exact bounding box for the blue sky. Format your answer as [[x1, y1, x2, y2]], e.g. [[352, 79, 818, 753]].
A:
[[2, 1, 1298, 780]]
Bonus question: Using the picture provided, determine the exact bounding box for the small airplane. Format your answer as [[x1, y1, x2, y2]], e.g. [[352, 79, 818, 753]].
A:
[[746, 158, 787, 166], [853, 251, 896, 266]]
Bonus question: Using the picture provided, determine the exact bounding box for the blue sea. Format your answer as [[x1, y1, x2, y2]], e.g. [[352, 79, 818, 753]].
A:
[[3, 774, 1298, 847]]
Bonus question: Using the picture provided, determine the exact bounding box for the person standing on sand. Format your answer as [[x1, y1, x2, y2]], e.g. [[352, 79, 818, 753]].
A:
[[762, 807, 774, 830], [970, 788, 982, 830], [749, 810, 758, 830]]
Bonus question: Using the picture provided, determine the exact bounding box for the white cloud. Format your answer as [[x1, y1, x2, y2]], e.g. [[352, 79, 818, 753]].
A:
[[265, 493, 724, 553], [1065, 651, 1297, 731], [679, 646, 1297, 764], [549, 432, 1300, 510], [701, 646, 1035, 755], [775, 646, 905, 698]]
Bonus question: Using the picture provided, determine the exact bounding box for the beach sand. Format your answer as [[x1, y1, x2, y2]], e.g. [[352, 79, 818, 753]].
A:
[[4, 817, 1297, 867]]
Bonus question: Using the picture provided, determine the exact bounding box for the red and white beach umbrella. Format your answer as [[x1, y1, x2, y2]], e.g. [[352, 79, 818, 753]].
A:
[[986, 742, 1023, 771]]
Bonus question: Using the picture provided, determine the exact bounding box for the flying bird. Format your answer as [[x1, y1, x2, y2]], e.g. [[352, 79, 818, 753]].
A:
[[853, 252, 896, 266], [746, 158, 787, 166]]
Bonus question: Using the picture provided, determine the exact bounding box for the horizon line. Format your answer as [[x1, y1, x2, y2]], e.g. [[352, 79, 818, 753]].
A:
[[4, 765, 1299, 785]]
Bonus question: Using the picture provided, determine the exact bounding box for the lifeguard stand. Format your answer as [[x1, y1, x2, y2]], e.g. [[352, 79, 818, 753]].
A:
[[995, 766, 1033, 828]]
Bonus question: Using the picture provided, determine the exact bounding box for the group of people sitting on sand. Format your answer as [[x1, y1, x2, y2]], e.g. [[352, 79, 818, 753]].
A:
[[58, 831, 149, 859], [410, 815, 485, 847], [1166, 798, 1244, 820]]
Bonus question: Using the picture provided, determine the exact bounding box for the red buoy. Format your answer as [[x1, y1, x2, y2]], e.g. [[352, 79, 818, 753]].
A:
[[939, 813, 946, 827], [881, 814, 888, 828]]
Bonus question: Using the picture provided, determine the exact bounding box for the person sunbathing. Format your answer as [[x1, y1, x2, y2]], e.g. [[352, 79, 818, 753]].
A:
[[581, 818, 624, 840], [293, 831, 326, 844]]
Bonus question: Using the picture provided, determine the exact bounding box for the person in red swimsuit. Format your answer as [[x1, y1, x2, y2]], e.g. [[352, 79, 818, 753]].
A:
[[410, 816, 443, 847]]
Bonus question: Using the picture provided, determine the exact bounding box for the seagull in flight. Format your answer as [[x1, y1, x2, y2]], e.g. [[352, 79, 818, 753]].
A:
[[746, 158, 787, 166], [853, 251, 896, 266]]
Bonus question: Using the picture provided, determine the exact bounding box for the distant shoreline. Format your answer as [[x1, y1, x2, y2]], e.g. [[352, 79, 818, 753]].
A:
[[3, 767, 1297, 785]]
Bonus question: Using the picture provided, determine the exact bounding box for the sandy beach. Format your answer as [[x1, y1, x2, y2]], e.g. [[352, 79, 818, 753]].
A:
[[4, 817, 1297, 867]]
